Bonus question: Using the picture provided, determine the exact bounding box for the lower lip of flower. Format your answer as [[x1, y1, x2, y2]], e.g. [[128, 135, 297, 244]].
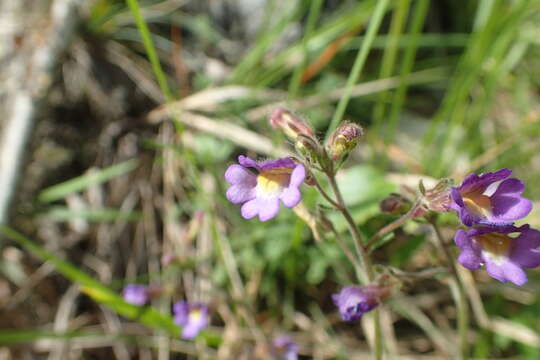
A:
[[462, 191, 492, 217], [256, 168, 292, 196], [475, 232, 512, 262]]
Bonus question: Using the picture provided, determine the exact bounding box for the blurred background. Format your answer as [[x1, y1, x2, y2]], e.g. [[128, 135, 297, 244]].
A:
[[0, 0, 540, 358]]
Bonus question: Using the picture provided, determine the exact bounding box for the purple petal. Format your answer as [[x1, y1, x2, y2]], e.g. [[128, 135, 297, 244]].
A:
[[449, 187, 464, 211], [238, 155, 260, 169], [458, 206, 480, 227], [288, 164, 305, 188], [491, 178, 532, 221], [485, 259, 527, 285], [280, 187, 301, 208], [180, 315, 208, 340], [181, 324, 201, 339], [259, 157, 296, 170], [454, 229, 468, 249], [224, 164, 256, 186], [241, 199, 260, 219], [226, 184, 256, 204], [258, 197, 281, 221], [123, 284, 148, 306], [510, 228, 540, 268], [460, 168, 512, 193], [455, 230, 482, 270], [173, 302, 189, 326]]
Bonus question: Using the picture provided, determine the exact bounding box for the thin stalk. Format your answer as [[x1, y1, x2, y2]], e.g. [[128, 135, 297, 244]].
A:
[[326, 0, 390, 139], [325, 170, 382, 360], [125, 0, 173, 102], [430, 220, 469, 360], [311, 176, 342, 209], [366, 201, 421, 250]]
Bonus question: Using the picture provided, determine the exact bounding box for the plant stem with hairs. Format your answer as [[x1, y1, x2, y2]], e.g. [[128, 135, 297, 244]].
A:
[[325, 167, 383, 360]]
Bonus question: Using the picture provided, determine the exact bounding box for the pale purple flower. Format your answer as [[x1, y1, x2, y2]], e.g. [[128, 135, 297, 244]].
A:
[[173, 301, 209, 339], [455, 224, 540, 285], [449, 168, 532, 226], [332, 285, 388, 322], [272, 335, 299, 360], [224, 155, 305, 221], [123, 284, 149, 306]]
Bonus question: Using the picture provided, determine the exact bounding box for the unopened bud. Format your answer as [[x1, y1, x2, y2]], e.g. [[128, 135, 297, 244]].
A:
[[327, 122, 363, 162], [380, 193, 411, 214], [270, 108, 315, 141]]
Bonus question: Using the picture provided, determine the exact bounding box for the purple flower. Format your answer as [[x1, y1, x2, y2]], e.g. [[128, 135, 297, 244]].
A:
[[173, 301, 209, 339], [332, 285, 388, 322], [455, 225, 540, 285], [224, 155, 305, 221], [450, 168, 532, 226], [123, 284, 149, 306], [272, 335, 299, 360]]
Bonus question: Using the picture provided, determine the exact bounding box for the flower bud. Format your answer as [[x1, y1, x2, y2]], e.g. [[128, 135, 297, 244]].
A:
[[270, 108, 315, 141], [380, 193, 411, 214], [326, 122, 363, 162]]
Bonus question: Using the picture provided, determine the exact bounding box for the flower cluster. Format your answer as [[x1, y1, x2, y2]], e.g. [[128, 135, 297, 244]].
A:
[[450, 169, 540, 285]]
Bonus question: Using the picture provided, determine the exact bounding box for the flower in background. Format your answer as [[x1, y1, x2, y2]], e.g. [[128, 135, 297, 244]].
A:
[[173, 301, 209, 339], [454, 224, 540, 285], [332, 285, 389, 322], [224, 155, 305, 221], [123, 284, 149, 306], [449, 168, 532, 227], [272, 335, 299, 360]]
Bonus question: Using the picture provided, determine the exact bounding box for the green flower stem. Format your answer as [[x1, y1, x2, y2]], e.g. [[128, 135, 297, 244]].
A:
[[430, 219, 469, 360], [326, 170, 382, 360], [310, 175, 342, 210]]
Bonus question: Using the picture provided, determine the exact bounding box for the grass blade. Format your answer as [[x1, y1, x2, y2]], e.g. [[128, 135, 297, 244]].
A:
[[326, 0, 391, 139], [37, 159, 138, 203]]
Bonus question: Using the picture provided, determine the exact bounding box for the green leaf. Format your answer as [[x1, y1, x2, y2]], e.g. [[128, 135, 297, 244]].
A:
[[38, 159, 139, 203]]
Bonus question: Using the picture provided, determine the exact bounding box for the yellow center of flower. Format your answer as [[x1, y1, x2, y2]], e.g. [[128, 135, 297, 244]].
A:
[[475, 232, 512, 263], [257, 167, 292, 196], [462, 191, 492, 217], [189, 309, 202, 322]]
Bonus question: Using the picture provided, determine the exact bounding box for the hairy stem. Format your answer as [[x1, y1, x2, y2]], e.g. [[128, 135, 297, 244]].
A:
[[326, 170, 382, 360]]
